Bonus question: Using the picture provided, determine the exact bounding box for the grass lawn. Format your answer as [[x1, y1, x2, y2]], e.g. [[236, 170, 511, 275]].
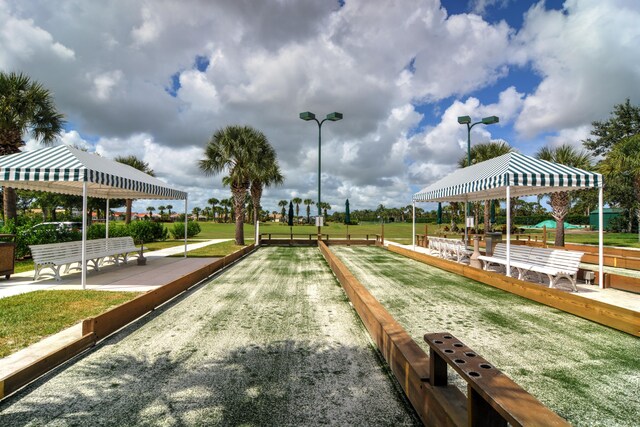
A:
[[0, 247, 420, 425], [170, 240, 246, 258], [331, 246, 639, 427], [0, 290, 141, 358]]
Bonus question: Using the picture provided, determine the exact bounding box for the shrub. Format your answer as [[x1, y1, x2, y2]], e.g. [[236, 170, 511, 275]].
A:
[[14, 222, 80, 259], [128, 221, 154, 245], [169, 221, 201, 239]]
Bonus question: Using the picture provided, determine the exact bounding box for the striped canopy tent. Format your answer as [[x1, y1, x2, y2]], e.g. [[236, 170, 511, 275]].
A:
[[411, 152, 605, 287], [0, 144, 189, 288]]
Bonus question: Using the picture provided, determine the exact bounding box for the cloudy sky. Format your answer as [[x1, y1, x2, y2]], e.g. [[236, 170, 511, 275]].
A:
[[2, 0, 639, 214]]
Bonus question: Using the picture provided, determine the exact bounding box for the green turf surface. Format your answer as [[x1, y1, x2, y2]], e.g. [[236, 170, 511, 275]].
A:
[[331, 245, 640, 427], [0, 247, 420, 425]]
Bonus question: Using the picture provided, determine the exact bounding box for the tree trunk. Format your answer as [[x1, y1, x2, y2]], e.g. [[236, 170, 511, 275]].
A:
[[484, 200, 490, 233], [3, 187, 17, 223], [550, 191, 570, 247], [251, 182, 262, 228], [231, 182, 248, 245], [125, 199, 132, 224]]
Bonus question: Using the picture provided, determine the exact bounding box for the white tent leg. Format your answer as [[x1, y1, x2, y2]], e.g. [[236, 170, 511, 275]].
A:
[[598, 186, 604, 288], [256, 220, 260, 245], [184, 196, 188, 258], [412, 202, 416, 250], [506, 187, 511, 277], [106, 198, 110, 239], [82, 181, 87, 290]]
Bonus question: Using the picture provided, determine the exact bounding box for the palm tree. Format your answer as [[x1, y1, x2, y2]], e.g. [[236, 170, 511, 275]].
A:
[[1, 72, 65, 221], [208, 197, 219, 221], [304, 199, 314, 224], [166, 204, 173, 217], [115, 155, 155, 224], [292, 197, 302, 222], [147, 206, 155, 217], [319, 202, 331, 218], [599, 134, 640, 241], [458, 141, 514, 232], [535, 144, 592, 246], [220, 199, 231, 222], [278, 200, 288, 222], [192, 206, 201, 221], [158, 205, 166, 217], [199, 125, 269, 245], [249, 141, 283, 228]]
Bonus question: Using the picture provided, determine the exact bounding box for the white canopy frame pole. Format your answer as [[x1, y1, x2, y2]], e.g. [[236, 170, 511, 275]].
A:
[[105, 198, 110, 252], [598, 186, 604, 288], [506, 186, 511, 277], [412, 201, 416, 250], [256, 220, 260, 245], [81, 181, 88, 290], [184, 196, 188, 258]]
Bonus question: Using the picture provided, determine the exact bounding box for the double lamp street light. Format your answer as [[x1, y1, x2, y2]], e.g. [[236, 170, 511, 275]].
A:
[[457, 115, 499, 245], [299, 111, 343, 237]]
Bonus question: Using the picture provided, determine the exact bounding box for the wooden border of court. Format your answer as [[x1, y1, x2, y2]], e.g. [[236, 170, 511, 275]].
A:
[[387, 244, 640, 337], [0, 244, 256, 400], [319, 241, 570, 426]]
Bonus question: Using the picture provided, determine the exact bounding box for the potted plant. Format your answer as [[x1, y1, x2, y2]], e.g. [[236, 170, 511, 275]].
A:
[[128, 221, 154, 266]]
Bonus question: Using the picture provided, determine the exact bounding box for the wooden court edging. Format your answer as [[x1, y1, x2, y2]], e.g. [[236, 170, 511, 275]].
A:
[[0, 333, 96, 399], [318, 242, 467, 426], [604, 273, 640, 294], [83, 244, 256, 339], [0, 245, 256, 400], [388, 245, 640, 337]]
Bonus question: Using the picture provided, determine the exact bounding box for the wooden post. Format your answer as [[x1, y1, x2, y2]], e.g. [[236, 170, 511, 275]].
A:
[[424, 224, 429, 248], [381, 222, 385, 245]]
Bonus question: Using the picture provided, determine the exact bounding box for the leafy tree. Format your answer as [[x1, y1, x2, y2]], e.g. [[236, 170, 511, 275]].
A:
[[292, 197, 302, 220], [458, 140, 514, 232], [158, 205, 166, 216], [147, 206, 156, 217], [0, 72, 65, 221], [318, 202, 331, 218], [220, 198, 231, 222], [535, 144, 592, 246], [115, 155, 155, 224], [199, 125, 270, 245], [278, 200, 288, 221], [208, 198, 219, 221], [599, 134, 640, 240], [249, 139, 283, 228], [166, 204, 173, 217], [583, 99, 640, 156], [303, 199, 314, 224], [192, 206, 201, 220]]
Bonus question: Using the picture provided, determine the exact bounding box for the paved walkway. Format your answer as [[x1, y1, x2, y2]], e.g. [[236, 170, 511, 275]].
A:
[[385, 240, 640, 312], [0, 239, 230, 299]]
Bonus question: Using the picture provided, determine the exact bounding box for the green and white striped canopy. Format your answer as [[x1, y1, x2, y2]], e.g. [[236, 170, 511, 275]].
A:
[[413, 152, 602, 203], [0, 144, 187, 200]]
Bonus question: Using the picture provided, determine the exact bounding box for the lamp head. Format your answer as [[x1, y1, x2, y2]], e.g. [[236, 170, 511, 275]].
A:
[[457, 115, 471, 124], [481, 115, 499, 125], [299, 111, 316, 121], [326, 112, 343, 121]]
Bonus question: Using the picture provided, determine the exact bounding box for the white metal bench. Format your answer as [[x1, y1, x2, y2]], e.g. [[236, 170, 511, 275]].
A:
[[30, 237, 140, 281], [478, 243, 584, 291], [428, 237, 471, 262]]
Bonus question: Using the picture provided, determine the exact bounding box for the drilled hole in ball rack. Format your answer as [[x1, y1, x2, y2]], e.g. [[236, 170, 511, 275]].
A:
[[468, 371, 480, 377], [443, 335, 452, 339], [434, 340, 443, 344], [480, 364, 492, 369], [464, 352, 476, 357], [454, 359, 466, 364], [453, 343, 463, 347], [444, 349, 454, 353]]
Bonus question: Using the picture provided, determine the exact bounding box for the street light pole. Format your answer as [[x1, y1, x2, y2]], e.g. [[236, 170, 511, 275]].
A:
[[457, 115, 499, 246], [299, 111, 343, 238]]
